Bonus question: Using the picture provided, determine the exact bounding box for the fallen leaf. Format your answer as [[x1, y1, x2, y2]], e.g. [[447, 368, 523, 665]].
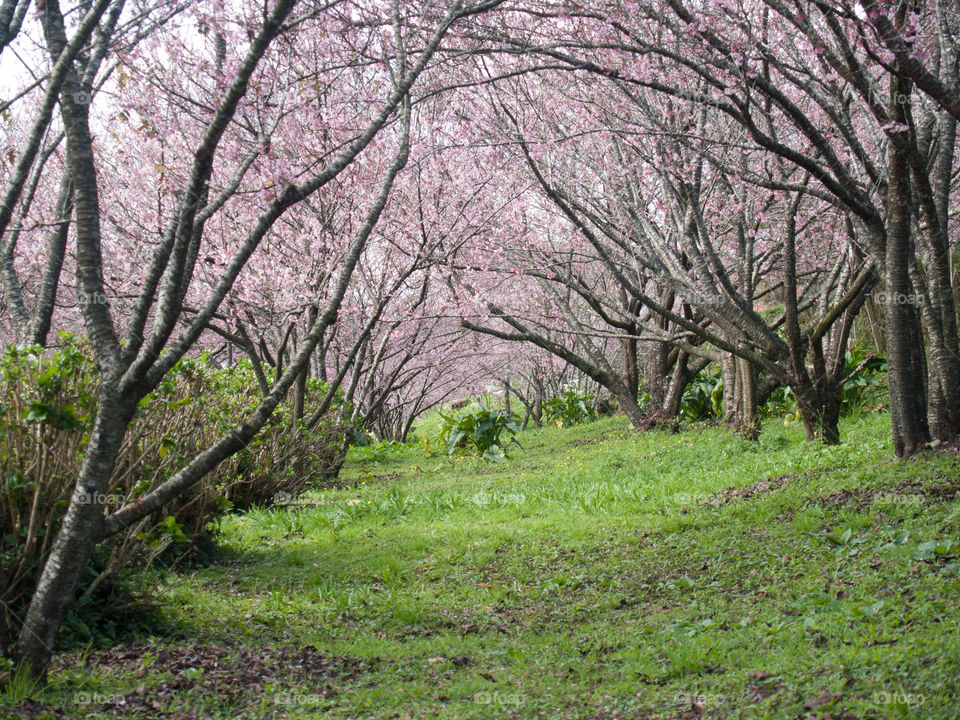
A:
[[803, 690, 842, 710]]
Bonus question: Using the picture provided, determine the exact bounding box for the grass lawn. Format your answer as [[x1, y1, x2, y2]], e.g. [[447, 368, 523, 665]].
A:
[[5, 411, 960, 719]]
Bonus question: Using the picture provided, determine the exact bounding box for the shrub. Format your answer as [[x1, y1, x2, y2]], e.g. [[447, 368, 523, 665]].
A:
[[680, 368, 724, 421], [1, 337, 102, 652], [840, 346, 887, 414], [757, 346, 886, 419], [436, 406, 520, 461], [542, 390, 596, 427], [199, 364, 352, 509], [0, 335, 350, 652], [760, 383, 797, 419]]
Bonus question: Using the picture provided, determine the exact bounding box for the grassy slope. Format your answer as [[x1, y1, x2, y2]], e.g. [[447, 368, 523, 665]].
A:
[[8, 411, 960, 719]]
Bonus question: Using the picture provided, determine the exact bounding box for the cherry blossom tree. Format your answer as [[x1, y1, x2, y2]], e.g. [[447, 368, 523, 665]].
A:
[[3, 0, 957, 679], [1, 0, 503, 678], [473, 0, 958, 454]]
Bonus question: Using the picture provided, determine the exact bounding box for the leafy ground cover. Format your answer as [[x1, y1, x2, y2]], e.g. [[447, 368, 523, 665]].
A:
[[5, 410, 960, 719]]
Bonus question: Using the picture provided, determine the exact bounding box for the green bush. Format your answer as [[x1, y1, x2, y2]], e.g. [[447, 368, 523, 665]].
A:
[[840, 346, 887, 413], [680, 368, 724, 421], [435, 406, 521, 461], [757, 346, 886, 419], [194, 362, 353, 509], [542, 390, 596, 427], [760, 382, 797, 419], [0, 335, 350, 652]]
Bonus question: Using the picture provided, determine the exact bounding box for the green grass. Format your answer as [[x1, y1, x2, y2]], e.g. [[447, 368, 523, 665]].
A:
[[6, 411, 960, 719]]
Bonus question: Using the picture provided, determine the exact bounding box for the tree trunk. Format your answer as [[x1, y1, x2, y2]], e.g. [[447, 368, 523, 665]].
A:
[[793, 380, 841, 445], [732, 357, 759, 440], [645, 339, 670, 411], [659, 350, 690, 426], [13, 386, 134, 679], [885, 138, 930, 455], [722, 354, 760, 439], [292, 364, 308, 428], [721, 353, 736, 424], [609, 375, 647, 428], [532, 378, 544, 427], [622, 334, 639, 399], [915, 106, 960, 442]]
